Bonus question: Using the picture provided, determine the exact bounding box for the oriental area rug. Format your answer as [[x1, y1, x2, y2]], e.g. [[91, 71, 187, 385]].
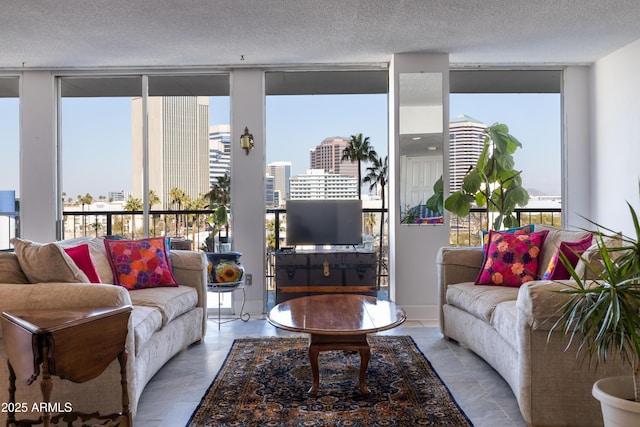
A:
[[187, 336, 473, 426]]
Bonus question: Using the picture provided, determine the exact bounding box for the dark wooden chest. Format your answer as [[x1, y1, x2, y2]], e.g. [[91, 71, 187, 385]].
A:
[[274, 250, 376, 304]]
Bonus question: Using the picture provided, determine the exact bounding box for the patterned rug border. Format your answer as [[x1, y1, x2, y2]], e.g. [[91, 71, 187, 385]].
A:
[[187, 335, 473, 426]]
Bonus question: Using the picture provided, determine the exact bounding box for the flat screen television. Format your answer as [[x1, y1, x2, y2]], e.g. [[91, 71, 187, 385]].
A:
[[286, 199, 363, 246]]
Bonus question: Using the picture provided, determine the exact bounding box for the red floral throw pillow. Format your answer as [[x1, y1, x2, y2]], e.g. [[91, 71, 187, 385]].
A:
[[542, 233, 593, 280], [475, 229, 549, 287], [104, 237, 178, 290]]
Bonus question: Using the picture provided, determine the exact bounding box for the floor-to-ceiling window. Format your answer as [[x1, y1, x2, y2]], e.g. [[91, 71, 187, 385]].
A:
[[264, 70, 388, 306], [59, 73, 231, 310], [448, 69, 562, 245], [0, 77, 20, 250]]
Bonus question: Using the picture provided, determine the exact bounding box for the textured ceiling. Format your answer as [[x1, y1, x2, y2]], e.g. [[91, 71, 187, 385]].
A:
[[2, 0, 640, 69]]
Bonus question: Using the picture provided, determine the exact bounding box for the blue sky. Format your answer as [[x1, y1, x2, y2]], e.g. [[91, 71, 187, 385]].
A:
[[1, 92, 560, 199]]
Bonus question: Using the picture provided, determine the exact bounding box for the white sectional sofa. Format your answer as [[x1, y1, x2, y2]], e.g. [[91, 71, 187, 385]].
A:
[[437, 225, 628, 427], [0, 236, 208, 425]]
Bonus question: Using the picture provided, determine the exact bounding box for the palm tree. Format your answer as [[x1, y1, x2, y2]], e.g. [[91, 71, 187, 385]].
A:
[[364, 212, 377, 236], [78, 193, 94, 236], [124, 195, 142, 238], [363, 154, 388, 289], [148, 190, 161, 209], [168, 187, 187, 211], [168, 187, 188, 237], [186, 195, 208, 246], [204, 173, 231, 245], [205, 173, 231, 207], [341, 133, 378, 199]]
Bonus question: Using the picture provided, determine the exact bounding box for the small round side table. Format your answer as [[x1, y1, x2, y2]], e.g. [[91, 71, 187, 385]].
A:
[[206, 282, 250, 330]]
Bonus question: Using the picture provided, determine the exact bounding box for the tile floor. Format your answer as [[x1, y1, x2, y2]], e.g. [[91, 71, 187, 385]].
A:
[[134, 316, 527, 427]]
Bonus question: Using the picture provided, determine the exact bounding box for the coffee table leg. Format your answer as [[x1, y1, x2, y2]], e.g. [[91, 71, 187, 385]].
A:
[[358, 344, 371, 396], [308, 334, 371, 397], [308, 344, 320, 397]]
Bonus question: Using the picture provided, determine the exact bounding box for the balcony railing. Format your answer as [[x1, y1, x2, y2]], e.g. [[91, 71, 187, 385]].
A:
[[55, 206, 561, 291]]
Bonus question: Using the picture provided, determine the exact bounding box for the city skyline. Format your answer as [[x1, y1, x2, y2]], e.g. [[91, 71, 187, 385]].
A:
[[1, 92, 560, 200]]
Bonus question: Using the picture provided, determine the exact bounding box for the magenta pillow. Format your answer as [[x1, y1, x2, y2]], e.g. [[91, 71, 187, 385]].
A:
[[475, 229, 549, 287], [63, 244, 102, 283], [542, 233, 593, 280], [104, 237, 178, 290]]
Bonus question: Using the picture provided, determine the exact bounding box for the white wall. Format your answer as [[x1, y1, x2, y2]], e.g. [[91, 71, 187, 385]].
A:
[[389, 53, 449, 320], [590, 39, 640, 235], [230, 69, 266, 313], [20, 71, 59, 242], [562, 66, 593, 229]]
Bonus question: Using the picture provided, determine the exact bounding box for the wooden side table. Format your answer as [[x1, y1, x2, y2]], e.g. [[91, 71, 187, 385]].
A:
[[1, 306, 133, 427]]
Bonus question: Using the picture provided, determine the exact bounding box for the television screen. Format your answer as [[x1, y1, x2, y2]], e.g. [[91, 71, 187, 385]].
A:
[[286, 199, 363, 246]]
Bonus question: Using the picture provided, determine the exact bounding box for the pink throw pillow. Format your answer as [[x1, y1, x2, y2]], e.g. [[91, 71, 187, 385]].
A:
[[542, 233, 593, 280], [475, 229, 549, 287], [64, 243, 102, 283]]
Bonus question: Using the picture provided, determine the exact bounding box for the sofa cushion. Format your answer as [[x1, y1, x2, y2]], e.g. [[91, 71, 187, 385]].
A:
[[491, 300, 518, 348], [0, 253, 29, 284], [131, 305, 163, 355], [11, 238, 90, 283], [575, 233, 623, 279], [476, 229, 548, 287], [446, 282, 520, 323], [104, 237, 178, 290], [128, 285, 198, 326]]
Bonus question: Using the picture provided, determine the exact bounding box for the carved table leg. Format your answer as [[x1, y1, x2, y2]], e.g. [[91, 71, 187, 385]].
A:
[[357, 344, 371, 396], [118, 350, 132, 427], [40, 340, 53, 427], [7, 361, 16, 426], [308, 343, 321, 397], [308, 334, 371, 397]]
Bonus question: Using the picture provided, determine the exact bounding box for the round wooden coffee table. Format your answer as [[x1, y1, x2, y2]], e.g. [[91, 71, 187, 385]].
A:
[[267, 294, 406, 396]]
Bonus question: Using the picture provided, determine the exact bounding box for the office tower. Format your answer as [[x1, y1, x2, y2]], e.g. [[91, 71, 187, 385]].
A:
[[265, 174, 275, 206], [108, 191, 128, 203], [209, 124, 231, 188], [309, 137, 358, 178], [266, 161, 291, 205], [449, 114, 487, 192], [289, 169, 358, 200], [132, 96, 210, 209]]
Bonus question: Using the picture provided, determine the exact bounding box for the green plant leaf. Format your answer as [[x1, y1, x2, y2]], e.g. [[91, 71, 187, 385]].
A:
[[461, 169, 482, 193], [444, 192, 473, 217]]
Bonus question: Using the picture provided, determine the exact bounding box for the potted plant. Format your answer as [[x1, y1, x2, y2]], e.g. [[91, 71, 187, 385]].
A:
[[444, 123, 529, 230], [549, 196, 640, 426]]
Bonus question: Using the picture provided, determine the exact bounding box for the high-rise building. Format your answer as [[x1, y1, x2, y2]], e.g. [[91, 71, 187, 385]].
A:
[[289, 169, 358, 200], [449, 114, 487, 192], [309, 137, 358, 178], [266, 161, 291, 205], [209, 124, 231, 188], [265, 174, 275, 206], [132, 96, 210, 209], [107, 191, 130, 203]]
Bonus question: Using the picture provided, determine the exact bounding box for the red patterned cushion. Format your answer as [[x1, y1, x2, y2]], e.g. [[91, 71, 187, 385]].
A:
[[542, 233, 593, 280], [104, 237, 178, 290], [475, 229, 549, 287], [63, 243, 102, 283]]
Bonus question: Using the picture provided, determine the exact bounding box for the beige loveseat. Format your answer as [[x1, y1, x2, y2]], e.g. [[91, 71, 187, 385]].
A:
[[437, 225, 628, 427], [0, 236, 208, 425]]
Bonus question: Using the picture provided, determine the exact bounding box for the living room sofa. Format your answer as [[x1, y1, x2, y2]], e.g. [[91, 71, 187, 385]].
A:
[[437, 225, 628, 427], [0, 236, 208, 425]]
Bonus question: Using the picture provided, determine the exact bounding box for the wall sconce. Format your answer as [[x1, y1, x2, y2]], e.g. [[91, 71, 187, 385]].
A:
[[240, 126, 254, 155]]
